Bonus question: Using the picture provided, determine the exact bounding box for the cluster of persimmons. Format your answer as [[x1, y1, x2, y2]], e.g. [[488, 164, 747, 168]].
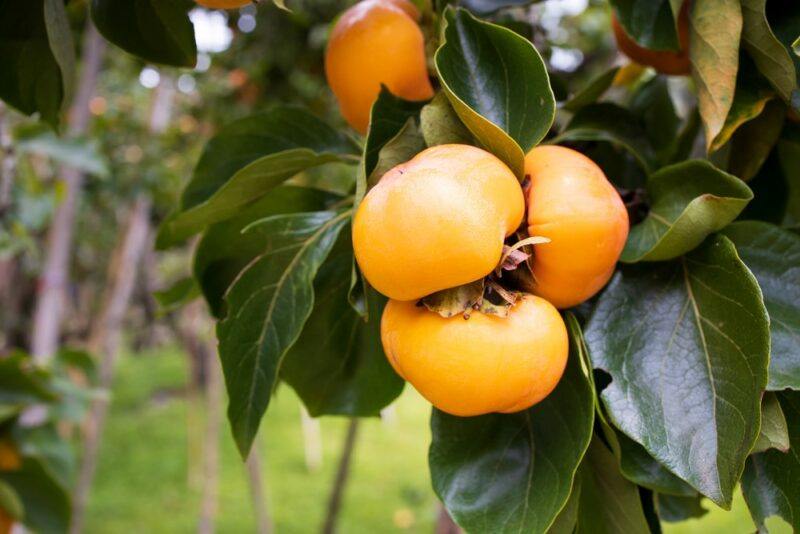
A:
[[196, 0, 693, 416]]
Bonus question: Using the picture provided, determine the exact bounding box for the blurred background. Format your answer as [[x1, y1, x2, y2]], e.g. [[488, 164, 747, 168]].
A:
[[0, 0, 784, 531]]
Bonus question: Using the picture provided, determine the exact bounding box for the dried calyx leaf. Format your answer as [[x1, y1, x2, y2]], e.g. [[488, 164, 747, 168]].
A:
[[421, 280, 485, 319], [496, 235, 550, 275]]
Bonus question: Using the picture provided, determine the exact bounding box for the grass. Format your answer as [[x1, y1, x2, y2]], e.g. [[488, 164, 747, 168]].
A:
[[84, 347, 787, 533]]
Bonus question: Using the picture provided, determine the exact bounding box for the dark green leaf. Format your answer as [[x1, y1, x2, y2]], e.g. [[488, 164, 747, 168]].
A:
[[727, 99, 786, 181], [689, 0, 743, 148], [218, 211, 349, 457], [777, 123, 800, 225], [153, 277, 200, 313], [435, 7, 554, 177], [629, 77, 680, 165], [90, 0, 197, 67], [553, 103, 656, 173], [612, 430, 697, 496], [621, 160, 752, 262], [562, 67, 620, 112], [742, 391, 800, 532], [0, 481, 22, 520], [573, 438, 651, 534], [281, 232, 404, 416], [610, 0, 680, 51], [655, 493, 708, 522], [0, 457, 70, 533], [429, 314, 594, 534], [721, 221, 800, 390], [586, 235, 770, 507], [752, 392, 790, 453], [367, 119, 425, 186], [0, 354, 56, 407], [157, 107, 358, 248], [419, 92, 473, 147], [765, 2, 800, 110], [15, 424, 75, 488], [458, 0, 541, 16], [194, 185, 339, 317], [741, 0, 796, 103], [0, 0, 72, 127], [547, 475, 581, 534]]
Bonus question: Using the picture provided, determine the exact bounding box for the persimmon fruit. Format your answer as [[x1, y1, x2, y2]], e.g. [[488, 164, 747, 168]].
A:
[[0, 440, 20, 471], [381, 295, 568, 416], [353, 144, 524, 301], [525, 145, 629, 309], [196, 0, 251, 8], [611, 1, 691, 76], [325, 0, 434, 133]]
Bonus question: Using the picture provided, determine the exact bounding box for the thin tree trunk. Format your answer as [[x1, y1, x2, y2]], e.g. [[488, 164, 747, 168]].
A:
[[245, 448, 273, 534], [436, 505, 461, 534], [0, 102, 14, 217], [30, 23, 106, 363], [300, 406, 322, 472], [179, 300, 207, 493], [321, 419, 360, 534], [69, 196, 152, 534], [198, 332, 221, 534]]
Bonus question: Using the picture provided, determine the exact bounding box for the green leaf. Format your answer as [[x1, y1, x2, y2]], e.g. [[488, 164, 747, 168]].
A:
[[280, 231, 404, 416], [429, 314, 594, 534], [0, 0, 72, 127], [621, 160, 752, 262], [435, 7, 555, 177], [419, 92, 473, 147], [562, 67, 620, 112], [458, 0, 541, 16], [610, 0, 680, 51], [0, 354, 56, 407], [612, 430, 697, 496], [778, 124, 800, 225], [727, 99, 786, 182], [655, 493, 708, 523], [552, 103, 656, 173], [15, 126, 110, 177], [689, 0, 743, 149], [752, 392, 790, 453], [0, 457, 70, 533], [367, 119, 425, 187], [547, 475, 581, 534], [90, 0, 197, 67], [157, 107, 358, 248], [217, 211, 349, 457], [742, 391, 800, 532], [741, 0, 797, 103], [586, 235, 770, 507], [193, 185, 339, 317], [0, 481, 22, 520], [153, 277, 200, 313], [629, 77, 681, 165], [572, 438, 651, 534], [721, 221, 800, 390]]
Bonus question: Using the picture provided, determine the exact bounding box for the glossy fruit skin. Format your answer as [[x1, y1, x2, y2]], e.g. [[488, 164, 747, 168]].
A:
[[611, 1, 691, 76], [196, 0, 251, 8], [353, 144, 525, 301], [525, 145, 629, 309], [382, 295, 569, 416], [325, 0, 434, 133]]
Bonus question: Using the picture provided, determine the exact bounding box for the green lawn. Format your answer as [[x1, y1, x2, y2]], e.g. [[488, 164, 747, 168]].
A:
[[84, 347, 785, 533]]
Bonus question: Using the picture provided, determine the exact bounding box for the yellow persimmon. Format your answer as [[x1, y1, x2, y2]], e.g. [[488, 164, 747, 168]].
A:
[[381, 295, 568, 416], [525, 145, 629, 309], [325, 0, 434, 133], [353, 144, 524, 301]]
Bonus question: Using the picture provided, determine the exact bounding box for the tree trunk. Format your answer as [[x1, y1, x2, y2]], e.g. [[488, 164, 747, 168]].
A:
[[300, 406, 322, 472], [436, 505, 461, 534], [321, 419, 360, 534], [245, 448, 273, 534], [29, 23, 106, 363], [0, 102, 14, 217], [198, 329, 221, 534], [69, 196, 152, 534]]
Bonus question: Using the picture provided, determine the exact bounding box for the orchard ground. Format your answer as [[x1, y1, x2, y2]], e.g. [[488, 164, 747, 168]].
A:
[[85, 346, 789, 533]]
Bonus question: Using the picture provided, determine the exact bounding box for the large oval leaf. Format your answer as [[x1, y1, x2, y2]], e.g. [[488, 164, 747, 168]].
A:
[[742, 391, 800, 532], [90, 0, 197, 67], [586, 235, 770, 507], [435, 7, 554, 177], [689, 0, 743, 149], [0, 457, 69, 534], [621, 160, 752, 262], [157, 107, 359, 248], [280, 232, 404, 416], [193, 186, 340, 317], [721, 221, 800, 390], [610, 0, 680, 51], [741, 0, 797, 104], [429, 314, 593, 534], [217, 211, 349, 457]]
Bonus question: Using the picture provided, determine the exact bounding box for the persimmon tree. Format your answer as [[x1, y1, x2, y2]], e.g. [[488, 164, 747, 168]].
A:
[[1, 0, 799, 532]]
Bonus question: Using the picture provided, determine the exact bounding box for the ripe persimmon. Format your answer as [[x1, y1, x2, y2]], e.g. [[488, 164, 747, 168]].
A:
[[353, 144, 524, 301], [196, 0, 251, 8], [381, 295, 568, 416], [325, 0, 434, 133], [525, 145, 629, 309], [611, 1, 691, 76], [0, 440, 20, 471]]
